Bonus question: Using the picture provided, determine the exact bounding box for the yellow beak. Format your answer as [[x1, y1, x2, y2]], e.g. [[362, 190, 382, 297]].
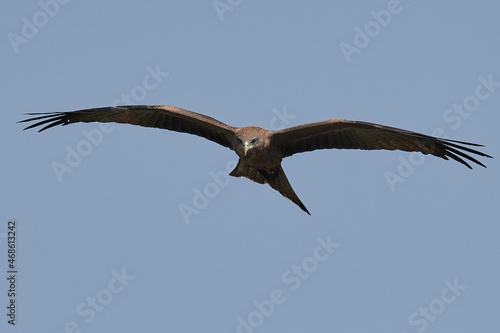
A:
[[244, 142, 250, 156]]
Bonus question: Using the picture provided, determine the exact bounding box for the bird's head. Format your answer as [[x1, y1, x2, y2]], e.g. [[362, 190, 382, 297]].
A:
[[234, 127, 268, 158], [239, 137, 259, 156]]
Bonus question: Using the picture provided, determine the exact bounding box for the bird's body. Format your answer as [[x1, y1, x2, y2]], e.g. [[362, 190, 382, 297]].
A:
[[19, 105, 492, 214]]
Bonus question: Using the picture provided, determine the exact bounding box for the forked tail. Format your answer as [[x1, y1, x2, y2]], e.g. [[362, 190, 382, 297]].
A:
[[230, 159, 310, 215]]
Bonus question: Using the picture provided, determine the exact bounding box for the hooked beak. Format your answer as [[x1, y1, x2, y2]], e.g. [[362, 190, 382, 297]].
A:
[[244, 142, 250, 156]]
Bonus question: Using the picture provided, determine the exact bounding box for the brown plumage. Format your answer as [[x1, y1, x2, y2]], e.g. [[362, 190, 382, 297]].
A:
[[19, 105, 492, 214]]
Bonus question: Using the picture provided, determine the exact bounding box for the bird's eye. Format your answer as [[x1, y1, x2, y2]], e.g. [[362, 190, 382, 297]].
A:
[[237, 138, 243, 144], [251, 138, 258, 145]]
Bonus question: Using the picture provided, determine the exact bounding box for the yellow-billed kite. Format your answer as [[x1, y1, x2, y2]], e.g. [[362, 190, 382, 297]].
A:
[[20, 105, 492, 214]]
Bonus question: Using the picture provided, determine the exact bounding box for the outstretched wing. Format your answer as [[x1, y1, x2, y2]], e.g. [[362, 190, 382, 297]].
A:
[[271, 119, 492, 169], [19, 105, 236, 149]]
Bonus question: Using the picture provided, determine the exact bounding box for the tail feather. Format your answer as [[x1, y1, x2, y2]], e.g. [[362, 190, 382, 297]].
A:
[[267, 166, 310, 215], [229, 159, 310, 215]]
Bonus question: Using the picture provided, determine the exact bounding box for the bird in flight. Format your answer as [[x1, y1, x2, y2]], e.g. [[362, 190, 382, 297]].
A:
[[19, 105, 492, 214]]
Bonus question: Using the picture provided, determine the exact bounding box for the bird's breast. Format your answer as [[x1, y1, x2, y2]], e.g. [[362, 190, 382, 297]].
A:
[[241, 146, 283, 170]]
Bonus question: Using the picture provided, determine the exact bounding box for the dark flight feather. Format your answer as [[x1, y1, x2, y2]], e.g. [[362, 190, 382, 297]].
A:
[[20, 105, 236, 149], [271, 120, 491, 169]]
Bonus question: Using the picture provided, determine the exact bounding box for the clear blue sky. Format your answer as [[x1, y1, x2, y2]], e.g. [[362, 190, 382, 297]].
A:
[[1, 1, 499, 332]]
